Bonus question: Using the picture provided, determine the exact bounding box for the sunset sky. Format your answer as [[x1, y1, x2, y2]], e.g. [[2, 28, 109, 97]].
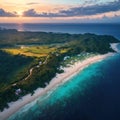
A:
[[0, 0, 120, 23]]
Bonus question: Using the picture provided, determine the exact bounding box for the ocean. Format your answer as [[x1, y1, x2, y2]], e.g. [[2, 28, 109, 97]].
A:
[[1, 23, 120, 120], [0, 23, 120, 39]]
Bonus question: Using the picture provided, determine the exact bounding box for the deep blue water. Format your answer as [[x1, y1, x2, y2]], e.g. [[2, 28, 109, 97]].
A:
[[0, 23, 120, 39]]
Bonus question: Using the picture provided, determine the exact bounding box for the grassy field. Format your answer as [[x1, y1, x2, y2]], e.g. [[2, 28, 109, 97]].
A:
[[2, 45, 57, 57]]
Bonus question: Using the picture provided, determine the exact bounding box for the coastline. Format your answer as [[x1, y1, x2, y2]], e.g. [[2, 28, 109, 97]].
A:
[[0, 52, 114, 120], [110, 43, 120, 52]]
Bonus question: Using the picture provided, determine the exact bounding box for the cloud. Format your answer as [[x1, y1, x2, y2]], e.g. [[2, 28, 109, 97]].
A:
[[23, 0, 120, 17], [23, 9, 65, 17], [27, 2, 40, 5], [23, 9, 39, 17], [0, 8, 17, 17], [64, 0, 120, 16]]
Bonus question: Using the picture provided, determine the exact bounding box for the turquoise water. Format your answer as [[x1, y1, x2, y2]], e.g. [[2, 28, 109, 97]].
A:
[[8, 54, 119, 120]]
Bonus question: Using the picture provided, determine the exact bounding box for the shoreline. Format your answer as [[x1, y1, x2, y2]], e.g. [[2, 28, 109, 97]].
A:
[[110, 43, 120, 52], [0, 52, 114, 120]]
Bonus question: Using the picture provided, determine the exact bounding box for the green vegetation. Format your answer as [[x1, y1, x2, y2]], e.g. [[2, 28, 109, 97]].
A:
[[0, 51, 34, 89], [0, 29, 119, 45], [61, 53, 98, 67], [2, 45, 57, 57], [0, 29, 119, 111]]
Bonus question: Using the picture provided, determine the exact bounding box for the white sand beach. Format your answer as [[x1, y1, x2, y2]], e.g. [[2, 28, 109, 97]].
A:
[[0, 52, 115, 120]]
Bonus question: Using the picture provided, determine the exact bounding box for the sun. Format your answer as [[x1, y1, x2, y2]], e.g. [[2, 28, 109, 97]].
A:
[[17, 10, 23, 17]]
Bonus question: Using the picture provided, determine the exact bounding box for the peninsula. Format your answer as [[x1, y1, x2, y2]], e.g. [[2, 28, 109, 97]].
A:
[[0, 29, 119, 120]]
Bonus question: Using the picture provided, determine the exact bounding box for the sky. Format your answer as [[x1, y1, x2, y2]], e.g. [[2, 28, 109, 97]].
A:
[[0, 0, 120, 23]]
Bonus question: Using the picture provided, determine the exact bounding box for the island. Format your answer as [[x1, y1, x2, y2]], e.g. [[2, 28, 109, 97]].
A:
[[0, 28, 119, 118]]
